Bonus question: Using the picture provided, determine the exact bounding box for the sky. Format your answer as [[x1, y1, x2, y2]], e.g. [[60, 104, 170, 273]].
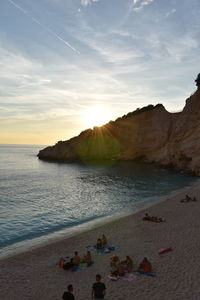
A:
[[0, 0, 200, 145]]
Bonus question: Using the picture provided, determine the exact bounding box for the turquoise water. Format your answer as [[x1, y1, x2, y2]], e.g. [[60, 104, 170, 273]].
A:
[[0, 144, 198, 257]]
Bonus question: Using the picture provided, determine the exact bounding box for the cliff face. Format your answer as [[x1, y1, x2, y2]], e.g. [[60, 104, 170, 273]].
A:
[[162, 88, 200, 174], [38, 88, 200, 175]]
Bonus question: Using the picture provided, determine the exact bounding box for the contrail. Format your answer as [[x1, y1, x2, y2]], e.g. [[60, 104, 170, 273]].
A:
[[8, 0, 80, 54], [8, 0, 27, 13]]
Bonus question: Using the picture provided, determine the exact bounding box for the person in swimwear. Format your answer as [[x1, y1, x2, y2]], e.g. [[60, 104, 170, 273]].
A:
[[101, 234, 107, 247], [122, 255, 133, 273], [72, 251, 81, 266], [137, 257, 152, 273], [110, 255, 120, 276], [117, 262, 125, 277], [96, 238, 103, 249], [82, 250, 92, 265]]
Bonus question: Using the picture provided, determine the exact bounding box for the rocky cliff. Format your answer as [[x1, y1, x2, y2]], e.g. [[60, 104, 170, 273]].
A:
[[38, 86, 200, 175]]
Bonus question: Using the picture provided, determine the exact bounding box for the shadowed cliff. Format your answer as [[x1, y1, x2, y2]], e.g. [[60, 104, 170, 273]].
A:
[[38, 76, 200, 175]]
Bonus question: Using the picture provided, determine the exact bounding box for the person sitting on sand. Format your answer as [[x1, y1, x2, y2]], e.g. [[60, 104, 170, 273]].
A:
[[186, 194, 191, 201], [57, 257, 66, 268], [82, 250, 92, 265], [122, 256, 133, 273], [110, 262, 118, 276], [101, 234, 107, 247], [96, 238, 103, 249], [137, 257, 152, 273], [63, 258, 74, 270], [117, 262, 125, 277], [72, 251, 81, 266], [110, 255, 120, 276], [110, 255, 120, 267], [181, 194, 192, 202]]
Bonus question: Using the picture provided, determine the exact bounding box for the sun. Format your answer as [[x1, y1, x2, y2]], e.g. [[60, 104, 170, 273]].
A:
[[84, 106, 112, 128]]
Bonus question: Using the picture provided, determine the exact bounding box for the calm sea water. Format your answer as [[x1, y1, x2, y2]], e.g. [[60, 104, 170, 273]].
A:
[[0, 144, 198, 258]]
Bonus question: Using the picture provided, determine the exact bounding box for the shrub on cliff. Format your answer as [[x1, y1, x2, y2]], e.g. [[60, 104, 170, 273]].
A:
[[195, 73, 200, 87]]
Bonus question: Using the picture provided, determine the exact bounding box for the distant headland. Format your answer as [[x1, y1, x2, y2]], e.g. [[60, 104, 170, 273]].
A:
[[38, 74, 200, 175]]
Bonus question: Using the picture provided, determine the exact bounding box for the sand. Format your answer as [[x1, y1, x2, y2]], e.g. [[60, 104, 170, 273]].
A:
[[1, 182, 200, 300]]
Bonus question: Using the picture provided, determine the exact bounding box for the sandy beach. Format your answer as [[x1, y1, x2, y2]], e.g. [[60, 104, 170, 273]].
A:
[[1, 182, 200, 300]]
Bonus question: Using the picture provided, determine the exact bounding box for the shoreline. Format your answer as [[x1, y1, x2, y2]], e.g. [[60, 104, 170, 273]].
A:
[[1, 179, 199, 261], [1, 181, 200, 299]]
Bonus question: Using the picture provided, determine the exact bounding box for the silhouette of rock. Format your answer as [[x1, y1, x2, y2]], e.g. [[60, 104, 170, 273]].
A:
[[195, 73, 200, 87], [38, 74, 200, 175]]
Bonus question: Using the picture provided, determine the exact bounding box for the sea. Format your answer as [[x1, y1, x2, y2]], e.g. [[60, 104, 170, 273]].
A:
[[0, 144, 199, 259]]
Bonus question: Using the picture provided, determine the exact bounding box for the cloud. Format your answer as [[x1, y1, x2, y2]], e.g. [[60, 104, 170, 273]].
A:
[[87, 40, 143, 64], [0, 42, 135, 119], [165, 8, 176, 18], [81, 0, 100, 7], [132, 0, 157, 11]]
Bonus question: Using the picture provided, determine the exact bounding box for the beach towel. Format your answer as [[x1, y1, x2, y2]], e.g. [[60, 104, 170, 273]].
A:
[[108, 273, 135, 281], [137, 270, 156, 277], [71, 261, 94, 272], [71, 266, 88, 272], [121, 273, 135, 281], [159, 247, 172, 254], [108, 274, 119, 280], [87, 244, 118, 254]]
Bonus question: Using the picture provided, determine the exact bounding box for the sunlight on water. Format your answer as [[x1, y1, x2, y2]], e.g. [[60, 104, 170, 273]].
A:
[[0, 144, 198, 257]]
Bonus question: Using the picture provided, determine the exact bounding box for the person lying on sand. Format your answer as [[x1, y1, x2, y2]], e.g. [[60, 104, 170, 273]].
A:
[[143, 213, 165, 222], [137, 257, 152, 273], [121, 256, 133, 273], [180, 194, 197, 202]]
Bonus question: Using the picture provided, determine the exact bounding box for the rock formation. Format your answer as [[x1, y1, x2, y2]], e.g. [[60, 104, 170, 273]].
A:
[[38, 75, 200, 175]]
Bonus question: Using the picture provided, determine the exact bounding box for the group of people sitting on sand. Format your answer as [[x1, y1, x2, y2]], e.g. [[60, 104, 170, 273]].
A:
[[59, 250, 92, 270], [95, 234, 107, 249], [143, 213, 165, 223], [110, 255, 152, 277], [61, 233, 153, 299], [110, 255, 133, 276], [180, 194, 197, 203]]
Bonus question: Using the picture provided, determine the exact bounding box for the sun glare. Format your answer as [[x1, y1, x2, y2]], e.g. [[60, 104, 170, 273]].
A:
[[84, 106, 112, 128]]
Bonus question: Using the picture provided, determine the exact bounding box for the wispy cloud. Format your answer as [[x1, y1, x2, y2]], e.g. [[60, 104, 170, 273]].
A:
[[1, 0, 200, 144], [132, 0, 157, 11], [166, 8, 176, 18]]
